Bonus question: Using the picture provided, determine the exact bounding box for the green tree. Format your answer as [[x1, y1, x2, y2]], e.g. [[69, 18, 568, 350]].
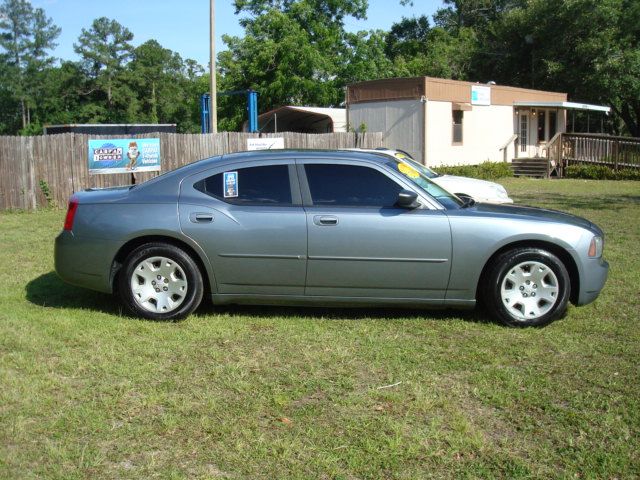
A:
[[129, 40, 184, 123], [74, 17, 135, 121], [476, 0, 640, 136], [385, 14, 477, 79], [343, 29, 394, 84], [385, 15, 430, 60], [218, 8, 341, 128], [0, 0, 60, 132]]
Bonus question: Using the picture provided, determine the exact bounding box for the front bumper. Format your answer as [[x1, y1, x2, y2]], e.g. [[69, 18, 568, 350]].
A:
[[576, 256, 609, 306]]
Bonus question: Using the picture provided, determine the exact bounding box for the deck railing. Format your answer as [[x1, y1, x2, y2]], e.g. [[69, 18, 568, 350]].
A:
[[560, 133, 640, 171], [546, 133, 640, 176]]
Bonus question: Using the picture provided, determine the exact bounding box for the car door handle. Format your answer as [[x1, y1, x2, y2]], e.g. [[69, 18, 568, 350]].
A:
[[190, 212, 214, 223], [313, 215, 338, 226]]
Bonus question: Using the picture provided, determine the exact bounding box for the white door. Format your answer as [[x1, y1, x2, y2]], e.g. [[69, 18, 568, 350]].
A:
[[518, 113, 532, 157]]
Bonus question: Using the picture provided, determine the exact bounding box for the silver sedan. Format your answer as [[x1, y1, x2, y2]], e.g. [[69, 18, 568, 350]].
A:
[[55, 150, 608, 327]]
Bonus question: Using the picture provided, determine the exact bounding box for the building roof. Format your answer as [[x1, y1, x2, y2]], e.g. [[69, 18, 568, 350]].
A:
[[347, 76, 568, 106]]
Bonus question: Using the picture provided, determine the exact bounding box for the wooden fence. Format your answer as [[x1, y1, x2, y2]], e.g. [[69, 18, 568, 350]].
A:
[[0, 131, 384, 211]]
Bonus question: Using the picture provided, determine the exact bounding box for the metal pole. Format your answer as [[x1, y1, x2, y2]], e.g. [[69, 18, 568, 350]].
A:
[[209, 0, 218, 133]]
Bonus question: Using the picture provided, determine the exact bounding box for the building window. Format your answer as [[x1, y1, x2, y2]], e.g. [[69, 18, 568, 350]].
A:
[[520, 114, 528, 153], [549, 111, 557, 138], [537, 110, 546, 142], [452, 110, 463, 144]]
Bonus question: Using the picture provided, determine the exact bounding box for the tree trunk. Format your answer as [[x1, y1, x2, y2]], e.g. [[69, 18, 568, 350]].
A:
[[151, 82, 158, 123], [21, 98, 26, 130]]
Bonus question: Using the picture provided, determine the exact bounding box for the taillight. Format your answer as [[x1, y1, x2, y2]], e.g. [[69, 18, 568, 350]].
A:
[[64, 197, 79, 231]]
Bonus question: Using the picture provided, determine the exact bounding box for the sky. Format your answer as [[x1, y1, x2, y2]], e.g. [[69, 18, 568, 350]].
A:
[[31, 0, 444, 66]]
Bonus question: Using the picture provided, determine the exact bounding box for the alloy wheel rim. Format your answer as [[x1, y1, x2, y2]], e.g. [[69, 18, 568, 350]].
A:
[[130, 256, 188, 313], [500, 260, 559, 321]]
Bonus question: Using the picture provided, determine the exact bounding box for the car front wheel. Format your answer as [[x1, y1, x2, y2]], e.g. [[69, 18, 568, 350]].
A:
[[118, 243, 203, 320], [483, 247, 571, 327]]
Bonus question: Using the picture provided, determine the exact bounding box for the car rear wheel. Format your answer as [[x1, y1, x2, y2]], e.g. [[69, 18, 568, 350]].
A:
[[119, 243, 203, 320], [483, 247, 570, 327]]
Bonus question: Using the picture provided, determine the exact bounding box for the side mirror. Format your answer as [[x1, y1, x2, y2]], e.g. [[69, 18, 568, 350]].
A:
[[396, 189, 420, 209]]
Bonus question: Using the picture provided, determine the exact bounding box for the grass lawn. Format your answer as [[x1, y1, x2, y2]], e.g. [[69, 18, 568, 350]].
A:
[[1, 178, 638, 479]]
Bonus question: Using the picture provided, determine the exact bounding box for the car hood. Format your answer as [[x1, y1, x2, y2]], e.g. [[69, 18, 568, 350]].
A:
[[432, 175, 509, 199], [431, 175, 496, 190], [465, 202, 602, 235]]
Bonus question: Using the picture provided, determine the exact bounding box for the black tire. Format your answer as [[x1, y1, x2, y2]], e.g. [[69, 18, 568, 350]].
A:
[[455, 193, 472, 202], [482, 248, 570, 327], [118, 242, 203, 320]]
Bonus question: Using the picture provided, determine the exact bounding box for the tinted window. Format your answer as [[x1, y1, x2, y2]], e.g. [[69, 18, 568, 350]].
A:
[[305, 164, 403, 207], [194, 164, 292, 205]]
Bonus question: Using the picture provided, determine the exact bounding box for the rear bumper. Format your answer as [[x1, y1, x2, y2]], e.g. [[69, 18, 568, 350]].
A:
[[576, 256, 609, 306], [55, 231, 118, 294]]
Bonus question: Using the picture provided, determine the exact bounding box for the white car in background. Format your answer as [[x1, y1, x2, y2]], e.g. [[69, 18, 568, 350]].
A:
[[352, 149, 513, 204]]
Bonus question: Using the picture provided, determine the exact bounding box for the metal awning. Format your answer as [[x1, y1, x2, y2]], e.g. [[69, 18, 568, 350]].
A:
[[251, 106, 347, 133], [513, 101, 610, 114]]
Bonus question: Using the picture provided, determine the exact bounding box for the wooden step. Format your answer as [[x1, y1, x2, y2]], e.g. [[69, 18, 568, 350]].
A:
[[510, 158, 549, 178]]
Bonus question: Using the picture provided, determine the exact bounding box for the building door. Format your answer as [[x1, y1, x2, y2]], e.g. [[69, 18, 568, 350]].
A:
[[518, 112, 531, 157]]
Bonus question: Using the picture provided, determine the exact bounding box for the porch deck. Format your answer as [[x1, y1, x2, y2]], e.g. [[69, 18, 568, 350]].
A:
[[512, 133, 640, 178]]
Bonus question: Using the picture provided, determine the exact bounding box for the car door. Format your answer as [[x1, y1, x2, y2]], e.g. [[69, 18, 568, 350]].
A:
[[299, 160, 452, 301], [179, 160, 307, 295]]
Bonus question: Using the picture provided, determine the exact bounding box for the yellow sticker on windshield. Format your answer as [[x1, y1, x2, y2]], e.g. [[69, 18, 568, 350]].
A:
[[398, 162, 420, 178]]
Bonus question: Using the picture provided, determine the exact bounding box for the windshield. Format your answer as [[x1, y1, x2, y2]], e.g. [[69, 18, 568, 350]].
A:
[[391, 152, 440, 179], [386, 158, 464, 209]]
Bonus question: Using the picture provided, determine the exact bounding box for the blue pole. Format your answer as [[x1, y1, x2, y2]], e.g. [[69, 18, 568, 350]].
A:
[[248, 90, 258, 133], [201, 94, 210, 134]]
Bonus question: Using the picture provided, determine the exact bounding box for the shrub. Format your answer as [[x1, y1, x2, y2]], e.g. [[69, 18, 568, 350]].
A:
[[565, 164, 640, 181], [434, 161, 513, 180], [38, 179, 54, 208]]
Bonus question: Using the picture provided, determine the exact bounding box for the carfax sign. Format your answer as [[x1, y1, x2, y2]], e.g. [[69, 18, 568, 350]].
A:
[[88, 138, 161, 174]]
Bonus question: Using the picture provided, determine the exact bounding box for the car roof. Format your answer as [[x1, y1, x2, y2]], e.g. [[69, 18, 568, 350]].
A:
[[132, 148, 397, 193], [217, 148, 394, 165]]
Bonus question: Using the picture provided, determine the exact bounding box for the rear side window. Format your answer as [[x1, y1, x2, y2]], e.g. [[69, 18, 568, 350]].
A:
[[304, 164, 403, 207], [194, 164, 292, 205]]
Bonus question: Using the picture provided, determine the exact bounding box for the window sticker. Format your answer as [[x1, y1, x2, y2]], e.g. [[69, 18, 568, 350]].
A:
[[223, 171, 238, 198], [397, 162, 420, 179]]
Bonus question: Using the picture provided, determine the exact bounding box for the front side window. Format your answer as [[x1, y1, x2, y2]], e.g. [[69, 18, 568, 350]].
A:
[[194, 164, 292, 205], [304, 164, 403, 208]]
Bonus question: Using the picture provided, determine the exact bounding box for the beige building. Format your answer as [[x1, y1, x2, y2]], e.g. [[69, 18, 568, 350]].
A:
[[347, 77, 609, 166]]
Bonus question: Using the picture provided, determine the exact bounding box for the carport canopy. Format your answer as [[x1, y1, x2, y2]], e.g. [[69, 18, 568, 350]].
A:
[[255, 106, 347, 133]]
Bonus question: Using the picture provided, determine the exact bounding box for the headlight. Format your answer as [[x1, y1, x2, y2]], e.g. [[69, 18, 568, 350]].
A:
[[588, 236, 604, 258]]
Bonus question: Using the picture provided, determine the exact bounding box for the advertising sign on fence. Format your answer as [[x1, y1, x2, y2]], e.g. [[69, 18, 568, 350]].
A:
[[247, 137, 285, 151], [88, 138, 161, 174]]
